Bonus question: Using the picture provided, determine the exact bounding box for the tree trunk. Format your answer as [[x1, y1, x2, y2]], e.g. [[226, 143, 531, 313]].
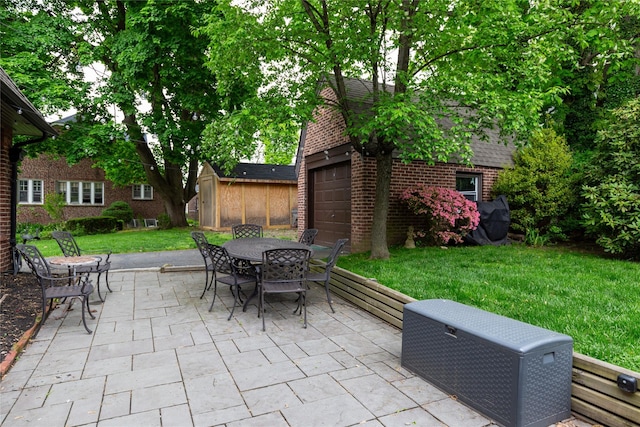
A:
[[370, 151, 392, 259], [164, 199, 188, 227]]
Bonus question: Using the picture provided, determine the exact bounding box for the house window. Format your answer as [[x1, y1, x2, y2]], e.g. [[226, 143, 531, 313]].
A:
[[57, 181, 104, 205], [456, 173, 481, 202], [18, 179, 43, 204], [132, 184, 153, 200]]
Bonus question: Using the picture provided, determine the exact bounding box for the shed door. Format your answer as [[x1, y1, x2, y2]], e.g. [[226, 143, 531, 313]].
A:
[[199, 177, 214, 228], [310, 162, 351, 247]]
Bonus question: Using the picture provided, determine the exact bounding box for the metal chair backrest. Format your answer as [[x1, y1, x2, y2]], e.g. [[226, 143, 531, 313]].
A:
[[51, 231, 82, 257], [261, 248, 310, 284], [326, 239, 349, 270], [191, 231, 210, 258], [232, 224, 263, 239], [298, 229, 319, 245], [206, 244, 234, 276], [15, 244, 52, 280]]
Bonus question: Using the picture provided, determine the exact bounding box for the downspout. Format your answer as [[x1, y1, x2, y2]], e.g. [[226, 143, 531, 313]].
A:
[[7, 135, 47, 274]]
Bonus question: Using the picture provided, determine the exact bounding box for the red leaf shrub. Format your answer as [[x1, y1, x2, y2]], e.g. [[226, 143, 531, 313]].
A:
[[400, 185, 480, 245]]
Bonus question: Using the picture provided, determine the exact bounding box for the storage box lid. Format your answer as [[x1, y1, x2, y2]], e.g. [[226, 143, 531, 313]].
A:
[[404, 299, 573, 353]]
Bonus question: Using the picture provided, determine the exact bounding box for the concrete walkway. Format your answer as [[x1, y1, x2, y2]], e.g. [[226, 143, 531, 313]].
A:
[[1, 259, 588, 426]]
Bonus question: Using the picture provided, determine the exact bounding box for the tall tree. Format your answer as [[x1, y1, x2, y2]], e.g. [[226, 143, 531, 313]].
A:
[[3, 0, 254, 227], [549, 4, 640, 151], [0, 0, 88, 123], [200, 0, 601, 258]]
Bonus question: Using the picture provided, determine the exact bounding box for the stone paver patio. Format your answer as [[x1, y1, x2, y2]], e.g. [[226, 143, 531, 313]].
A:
[[1, 266, 588, 427]]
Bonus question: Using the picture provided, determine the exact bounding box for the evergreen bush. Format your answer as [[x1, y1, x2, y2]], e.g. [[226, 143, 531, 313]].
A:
[[101, 201, 134, 224], [491, 128, 577, 241]]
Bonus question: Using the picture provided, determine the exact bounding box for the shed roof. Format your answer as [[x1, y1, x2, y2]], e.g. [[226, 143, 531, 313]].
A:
[[211, 162, 297, 182], [0, 67, 58, 138], [304, 76, 514, 168]]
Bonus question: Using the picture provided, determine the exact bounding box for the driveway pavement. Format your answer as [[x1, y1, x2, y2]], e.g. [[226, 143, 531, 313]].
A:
[[1, 252, 589, 427]]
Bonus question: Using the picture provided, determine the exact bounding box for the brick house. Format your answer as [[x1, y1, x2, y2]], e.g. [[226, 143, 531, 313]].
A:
[[16, 154, 166, 226], [1, 67, 57, 273], [296, 78, 515, 253]]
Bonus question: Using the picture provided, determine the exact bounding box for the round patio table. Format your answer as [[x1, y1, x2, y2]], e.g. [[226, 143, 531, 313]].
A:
[[48, 256, 99, 267], [223, 237, 312, 262]]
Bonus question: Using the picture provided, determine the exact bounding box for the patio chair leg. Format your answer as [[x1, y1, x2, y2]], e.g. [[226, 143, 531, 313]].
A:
[[207, 281, 218, 312], [261, 292, 266, 331], [324, 279, 335, 313], [227, 286, 240, 321], [200, 269, 210, 299], [81, 296, 93, 334], [104, 271, 112, 293], [96, 274, 105, 302]]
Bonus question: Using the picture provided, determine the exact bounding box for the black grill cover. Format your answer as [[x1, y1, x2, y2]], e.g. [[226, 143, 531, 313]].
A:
[[465, 195, 510, 245]]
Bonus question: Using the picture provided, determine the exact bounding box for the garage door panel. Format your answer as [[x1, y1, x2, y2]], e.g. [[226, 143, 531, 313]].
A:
[[311, 162, 351, 247]]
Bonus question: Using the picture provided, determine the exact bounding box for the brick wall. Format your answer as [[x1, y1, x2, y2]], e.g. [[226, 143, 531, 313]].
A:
[[300, 86, 504, 253], [17, 154, 165, 225], [1, 122, 12, 272]]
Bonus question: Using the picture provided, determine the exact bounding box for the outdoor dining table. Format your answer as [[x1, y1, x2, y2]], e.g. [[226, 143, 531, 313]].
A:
[[47, 255, 101, 306], [223, 237, 312, 263], [222, 237, 313, 311], [48, 255, 100, 269]]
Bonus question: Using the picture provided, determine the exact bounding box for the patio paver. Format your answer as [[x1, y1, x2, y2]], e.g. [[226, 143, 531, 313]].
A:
[[1, 264, 587, 427]]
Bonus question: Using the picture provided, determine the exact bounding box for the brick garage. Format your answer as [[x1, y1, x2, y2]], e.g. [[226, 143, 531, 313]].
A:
[[297, 78, 513, 253], [17, 154, 165, 225]]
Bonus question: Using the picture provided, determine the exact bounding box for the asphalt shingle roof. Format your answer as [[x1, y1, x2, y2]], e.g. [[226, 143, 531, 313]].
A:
[[211, 163, 297, 182], [317, 76, 514, 168]]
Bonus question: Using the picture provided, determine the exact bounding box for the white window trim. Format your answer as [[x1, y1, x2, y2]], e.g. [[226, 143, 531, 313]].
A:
[[18, 179, 44, 204], [132, 184, 153, 200], [57, 181, 105, 205], [456, 173, 481, 202]]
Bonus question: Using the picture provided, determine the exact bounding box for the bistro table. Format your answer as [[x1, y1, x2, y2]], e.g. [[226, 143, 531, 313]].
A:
[[48, 255, 100, 268], [223, 238, 313, 311], [48, 255, 101, 304]]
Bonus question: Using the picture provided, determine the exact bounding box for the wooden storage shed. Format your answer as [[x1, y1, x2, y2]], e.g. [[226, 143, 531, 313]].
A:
[[197, 162, 298, 230]]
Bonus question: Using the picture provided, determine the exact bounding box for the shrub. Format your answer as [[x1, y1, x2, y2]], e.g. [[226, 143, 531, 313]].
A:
[[65, 216, 121, 235], [400, 185, 480, 246], [157, 213, 171, 229], [581, 98, 640, 259], [491, 128, 577, 241], [101, 201, 134, 224], [43, 192, 66, 223]]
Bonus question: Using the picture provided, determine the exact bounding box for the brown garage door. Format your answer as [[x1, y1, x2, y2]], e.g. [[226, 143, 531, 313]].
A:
[[310, 162, 351, 247]]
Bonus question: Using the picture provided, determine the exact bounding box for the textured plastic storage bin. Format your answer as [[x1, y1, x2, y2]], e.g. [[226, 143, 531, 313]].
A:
[[401, 299, 573, 427]]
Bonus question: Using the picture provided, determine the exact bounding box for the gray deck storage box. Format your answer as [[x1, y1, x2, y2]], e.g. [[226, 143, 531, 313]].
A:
[[401, 299, 573, 427]]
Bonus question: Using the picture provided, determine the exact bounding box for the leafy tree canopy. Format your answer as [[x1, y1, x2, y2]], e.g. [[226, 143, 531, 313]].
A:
[[198, 0, 635, 257], [2, 0, 297, 226]]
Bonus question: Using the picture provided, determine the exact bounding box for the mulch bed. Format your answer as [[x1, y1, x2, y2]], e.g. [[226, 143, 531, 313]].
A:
[[1, 272, 42, 368]]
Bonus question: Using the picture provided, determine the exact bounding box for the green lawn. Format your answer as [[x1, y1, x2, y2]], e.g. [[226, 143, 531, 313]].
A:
[[337, 244, 640, 372], [29, 228, 639, 371]]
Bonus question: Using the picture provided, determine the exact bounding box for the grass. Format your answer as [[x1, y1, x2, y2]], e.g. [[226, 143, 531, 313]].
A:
[[337, 244, 640, 372], [28, 228, 639, 371], [30, 227, 298, 257]]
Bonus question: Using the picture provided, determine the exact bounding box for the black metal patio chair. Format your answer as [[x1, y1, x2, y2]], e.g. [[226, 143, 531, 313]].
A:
[[206, 244, 257, 320], [260, 247, 311, 331], [232, 224, 263, 239], [51, 231, 112, 302], [16, 244, 95, 334], [298, 228, 318, 246], [306, 238, 348, 313], [191, 231, 215, 299]]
